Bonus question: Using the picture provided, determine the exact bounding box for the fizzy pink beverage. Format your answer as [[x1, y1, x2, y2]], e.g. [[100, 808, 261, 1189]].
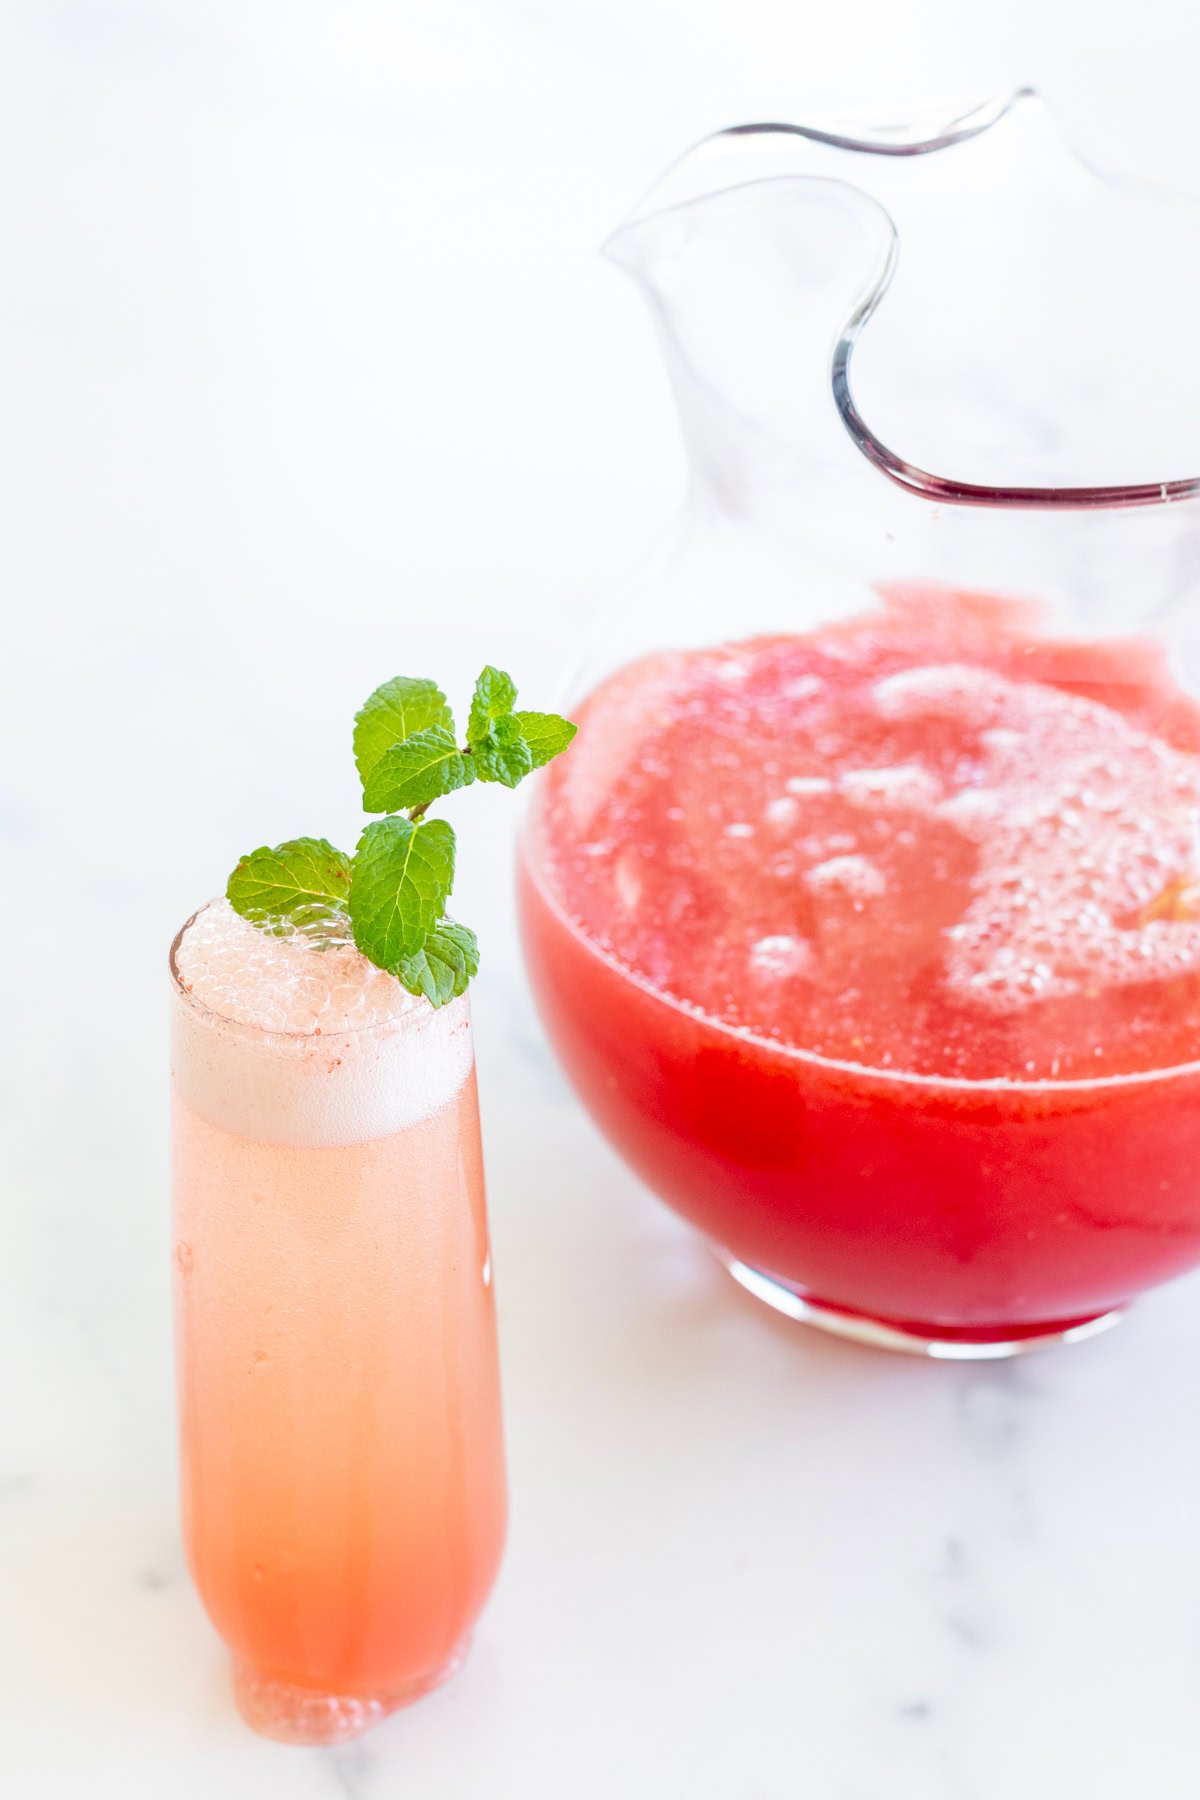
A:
[[171, 901, 506, 1742], [519, 586, 1200, 1348]]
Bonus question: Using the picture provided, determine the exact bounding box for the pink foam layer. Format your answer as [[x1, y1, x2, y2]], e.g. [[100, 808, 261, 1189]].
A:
[[171, 902, 472, 1145]]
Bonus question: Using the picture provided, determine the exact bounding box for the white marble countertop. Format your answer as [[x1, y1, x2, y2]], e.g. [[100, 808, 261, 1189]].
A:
[[5, 4, 1200, 1795]]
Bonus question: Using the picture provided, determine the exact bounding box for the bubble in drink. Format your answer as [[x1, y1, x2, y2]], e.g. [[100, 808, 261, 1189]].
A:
[[528, 589, 1200, 1081]]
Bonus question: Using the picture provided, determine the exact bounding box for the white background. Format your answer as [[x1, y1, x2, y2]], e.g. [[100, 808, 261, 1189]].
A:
[[4, 3, 1200, 1796]]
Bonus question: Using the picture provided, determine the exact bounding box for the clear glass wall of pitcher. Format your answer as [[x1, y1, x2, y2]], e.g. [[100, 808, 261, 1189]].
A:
[[519, 91, 1200, 1358]]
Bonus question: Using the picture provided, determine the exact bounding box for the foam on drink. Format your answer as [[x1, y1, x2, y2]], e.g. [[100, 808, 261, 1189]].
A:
[[172, 900, 472, 1145], [530, 588, 1200, 1080]]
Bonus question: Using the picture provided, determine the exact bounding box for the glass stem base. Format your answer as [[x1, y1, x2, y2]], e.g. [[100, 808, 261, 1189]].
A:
[[717, 1252, 1125, 1360], [232, 1639, 471, 1745]]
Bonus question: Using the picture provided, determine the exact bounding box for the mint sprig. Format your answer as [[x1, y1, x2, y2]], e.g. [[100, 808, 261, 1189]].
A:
[[395, 921, 481, 1007], [227, 837, 353, 934], [361, 725, 475, 813], [467, 666, 534, 787], [349, 815, 456, 967], [226, 665, 575, 1007], [472, 712, 533, 788], [354, 676, 453, 791], [513, 710, 577, 769], [467, 665, 517, 741]]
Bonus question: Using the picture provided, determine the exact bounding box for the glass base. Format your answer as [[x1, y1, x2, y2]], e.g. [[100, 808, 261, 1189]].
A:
[[718, 1253, 1125, 1360], [232, 1640, 471, 1745]]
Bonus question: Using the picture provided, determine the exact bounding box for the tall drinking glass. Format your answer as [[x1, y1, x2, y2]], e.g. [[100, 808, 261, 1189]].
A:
[[170, 900, 506, 1744]]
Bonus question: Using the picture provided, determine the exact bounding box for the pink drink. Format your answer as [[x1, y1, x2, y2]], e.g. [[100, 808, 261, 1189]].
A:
[[520, 588, 1200, 1342], [171, 902, 506, 1742]]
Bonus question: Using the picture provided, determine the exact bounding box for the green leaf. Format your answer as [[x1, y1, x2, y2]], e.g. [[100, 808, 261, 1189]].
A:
[[467, 665, 517, 744], [472, 712, 533, 788], [354, 677, 453, 793], [226, 837, 352, 933], [513, 710, 577, 769], [349, 815, 456, 970], [361, 725, 476, 813], [394, 920, 480, 1007]]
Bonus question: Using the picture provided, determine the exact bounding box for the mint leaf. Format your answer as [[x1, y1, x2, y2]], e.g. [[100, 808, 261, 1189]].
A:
[[513, 710, 577, 769], [229, 663, 575, 992], [361, 725, 475, 813], [349, 815, 456, 969], [227, 838, 352, 933], [394, 920, 480, 1007], [472, 712, 533, 788], [467, 665, 517, 744], [354, 677, 453, 792]]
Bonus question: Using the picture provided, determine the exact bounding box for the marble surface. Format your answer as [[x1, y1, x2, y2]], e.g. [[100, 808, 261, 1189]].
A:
[[5, 3, 1200, 1795]]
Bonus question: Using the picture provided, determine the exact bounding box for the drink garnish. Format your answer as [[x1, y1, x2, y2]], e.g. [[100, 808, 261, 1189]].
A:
[[227, 666, 575, 1006]]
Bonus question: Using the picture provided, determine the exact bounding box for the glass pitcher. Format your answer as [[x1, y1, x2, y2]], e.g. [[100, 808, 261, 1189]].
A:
[[518, 90, 1200, 1359]]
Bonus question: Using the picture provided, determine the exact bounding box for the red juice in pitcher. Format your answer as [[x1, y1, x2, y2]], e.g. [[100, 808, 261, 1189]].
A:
[[519, 588, 1200, 1346]]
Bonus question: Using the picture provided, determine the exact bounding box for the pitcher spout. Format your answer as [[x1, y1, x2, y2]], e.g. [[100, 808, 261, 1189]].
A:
[[606, 175, 895, 510], [603, 90, 1200, 515]]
